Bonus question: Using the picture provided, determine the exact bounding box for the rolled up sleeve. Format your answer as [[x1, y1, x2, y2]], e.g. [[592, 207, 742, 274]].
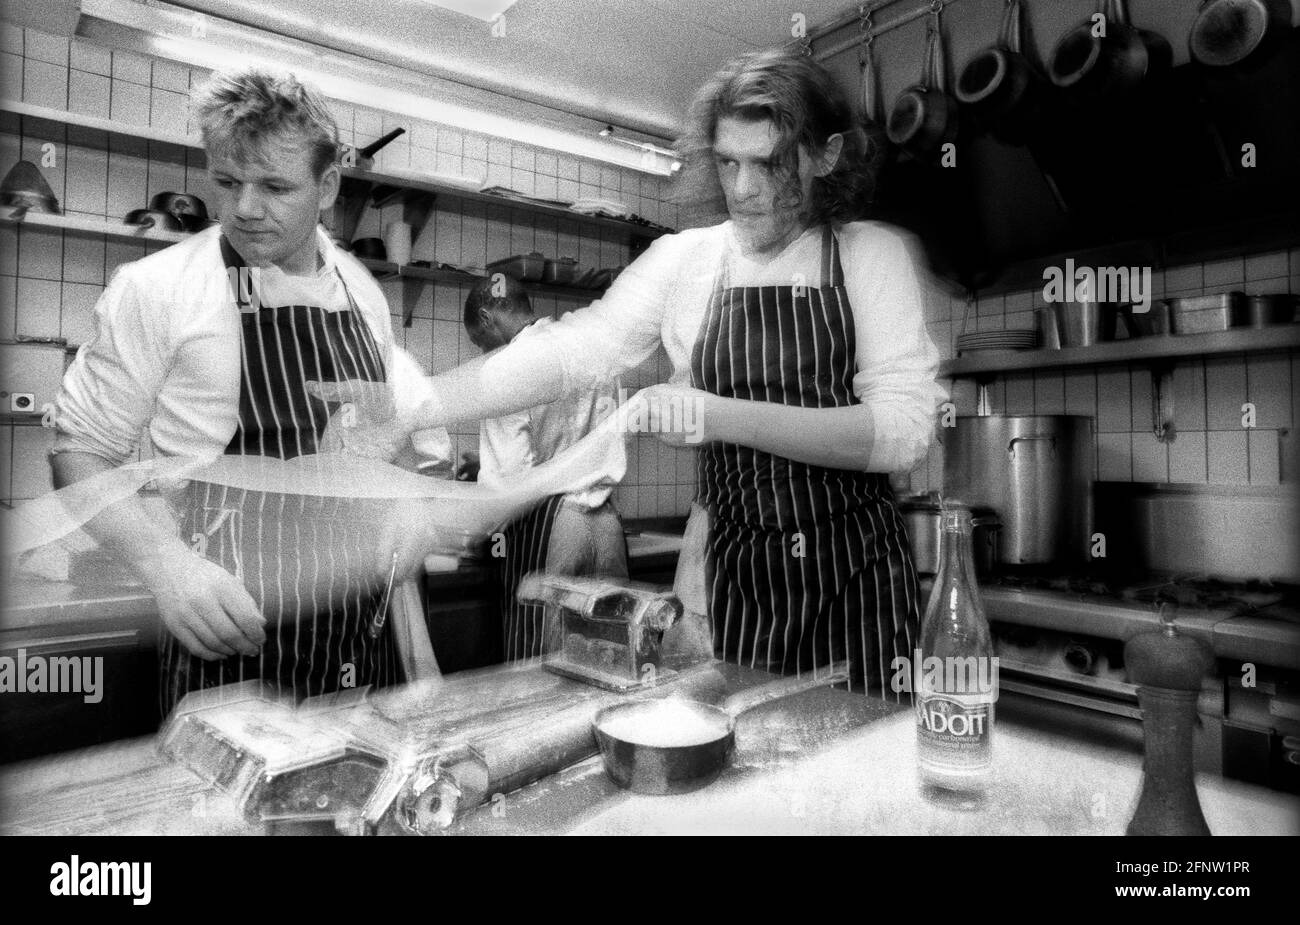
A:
[[847, 225, 949, 474], [389, 344, 451, 467], [52, 266, 165, 465]]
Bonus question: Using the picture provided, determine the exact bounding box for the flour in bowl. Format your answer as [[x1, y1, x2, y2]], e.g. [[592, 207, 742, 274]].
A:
[[597, 699, 728, 748]]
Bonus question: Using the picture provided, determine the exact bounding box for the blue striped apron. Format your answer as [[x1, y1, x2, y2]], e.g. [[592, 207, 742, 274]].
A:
[[690, 224, 921, 698], [159, 236, 399, 714]]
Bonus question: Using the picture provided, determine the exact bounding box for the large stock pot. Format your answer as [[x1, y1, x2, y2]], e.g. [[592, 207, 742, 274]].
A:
[[943, 415, 1094, 566]]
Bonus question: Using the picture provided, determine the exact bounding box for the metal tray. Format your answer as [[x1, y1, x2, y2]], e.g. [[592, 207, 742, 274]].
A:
[[1168, 292, 1247, 335]]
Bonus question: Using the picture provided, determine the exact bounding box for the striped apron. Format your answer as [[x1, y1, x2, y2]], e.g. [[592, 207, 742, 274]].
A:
[[690, 224, 921, 698], [497, 494, 566, 662], [159, 236, 399, 714]]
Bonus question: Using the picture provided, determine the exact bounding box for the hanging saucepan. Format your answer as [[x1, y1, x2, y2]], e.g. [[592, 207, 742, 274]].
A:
[[1188, 0, 1292, 68], [592, 665, 850, 794], [956, 0, 1049, 143], [1049, 0, 1172, 100], [887, 3, 959, 160]]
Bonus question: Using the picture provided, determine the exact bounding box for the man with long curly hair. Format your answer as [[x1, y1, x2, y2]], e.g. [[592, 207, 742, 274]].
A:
[[345, 50, 947, 696]]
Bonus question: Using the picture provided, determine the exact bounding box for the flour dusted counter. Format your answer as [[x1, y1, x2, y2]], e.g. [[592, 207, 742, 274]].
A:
[[1, 660, 1293, 836]]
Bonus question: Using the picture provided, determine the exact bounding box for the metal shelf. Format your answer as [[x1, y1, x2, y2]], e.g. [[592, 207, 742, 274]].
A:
[[7, 100, 681, 274], [0, 205, 189, 245], [359, 258, 609, 302], [0, 98, 198, 149], [341, 168, 667, 242], [941, 325, 1300, 378]]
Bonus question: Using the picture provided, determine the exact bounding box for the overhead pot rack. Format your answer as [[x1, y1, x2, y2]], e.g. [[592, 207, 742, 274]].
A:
[[791, 0, 969, 62]]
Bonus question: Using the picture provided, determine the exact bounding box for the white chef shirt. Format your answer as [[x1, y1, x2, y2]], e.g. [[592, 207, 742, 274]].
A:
[[53, 224, 450, 467], [478, 317, 620, 510], [486, 219, 947, 474]]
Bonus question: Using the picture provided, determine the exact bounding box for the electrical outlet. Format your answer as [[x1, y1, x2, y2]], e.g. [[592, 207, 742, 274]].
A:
[[8, 392, 35, 412]]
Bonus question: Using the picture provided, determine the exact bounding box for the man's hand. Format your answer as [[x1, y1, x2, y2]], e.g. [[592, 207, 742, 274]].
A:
[[52, 452, 268, 662], [144, 549, 267, 661], [306, 379, 410, 462], [633, 384, 712, 448]]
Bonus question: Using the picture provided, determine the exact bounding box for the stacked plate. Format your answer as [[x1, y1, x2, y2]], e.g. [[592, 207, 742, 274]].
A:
[[956, 330, 1037, 354]]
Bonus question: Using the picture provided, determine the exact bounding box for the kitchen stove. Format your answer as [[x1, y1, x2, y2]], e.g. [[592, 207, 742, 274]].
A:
[[958, 565, 1300, 794]]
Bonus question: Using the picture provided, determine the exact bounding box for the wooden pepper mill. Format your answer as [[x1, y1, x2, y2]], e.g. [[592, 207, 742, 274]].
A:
[[1124, 607, 1214, 836]]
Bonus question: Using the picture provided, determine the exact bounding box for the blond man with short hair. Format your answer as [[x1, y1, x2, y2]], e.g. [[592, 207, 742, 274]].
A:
[[52, 69, 448, 714]]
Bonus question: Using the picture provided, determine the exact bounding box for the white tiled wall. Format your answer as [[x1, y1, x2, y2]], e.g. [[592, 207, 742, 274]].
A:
[[910, 251, 1300, 493], [0, 25, 694, 518]]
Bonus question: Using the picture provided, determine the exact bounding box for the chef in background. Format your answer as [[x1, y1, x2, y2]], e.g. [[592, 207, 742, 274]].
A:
[[337, 50, 946, 696], [459, 274, 627, 661], [50, 68, 449, 714]]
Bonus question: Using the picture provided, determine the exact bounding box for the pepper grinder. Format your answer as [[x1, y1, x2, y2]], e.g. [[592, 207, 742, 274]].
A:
[[1124, 606, 1213, 836]]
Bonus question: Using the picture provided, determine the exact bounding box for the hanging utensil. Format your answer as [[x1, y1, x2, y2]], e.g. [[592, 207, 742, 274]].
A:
[[858, 5, 882, 124], [1189, 0, 1292, 69], [887, 1, 959, 161], [1049, 0, 1172, 100], [956, 0, 1050, 143]]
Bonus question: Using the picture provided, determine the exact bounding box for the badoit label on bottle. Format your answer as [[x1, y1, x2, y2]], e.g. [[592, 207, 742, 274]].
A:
[[917, 692, 993, 771]]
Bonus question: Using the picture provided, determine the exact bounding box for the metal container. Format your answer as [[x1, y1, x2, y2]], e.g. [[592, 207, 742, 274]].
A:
[[486, 252, 545, 282], [943, 415, 1095, 565], [900, 496, 1001, 576], [1052, 300, 1120, 347], [542, 256, 577, 286], [591, 667, 847, 794], [1119, 300, 1171, 337], [1246, 293, 1298, 327], [1168, 292, 1247, 334], [1036, 306, 1061, 350]]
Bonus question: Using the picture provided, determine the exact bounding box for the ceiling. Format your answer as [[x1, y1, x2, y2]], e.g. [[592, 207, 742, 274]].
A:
[[168, 0, 859, 141]]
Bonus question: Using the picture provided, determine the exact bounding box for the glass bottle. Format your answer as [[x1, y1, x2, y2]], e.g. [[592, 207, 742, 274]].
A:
[[916, 504, 997, 802]]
